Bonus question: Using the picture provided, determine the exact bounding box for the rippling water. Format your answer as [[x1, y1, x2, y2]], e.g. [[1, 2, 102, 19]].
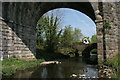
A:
[[5, 57, 98, 79]]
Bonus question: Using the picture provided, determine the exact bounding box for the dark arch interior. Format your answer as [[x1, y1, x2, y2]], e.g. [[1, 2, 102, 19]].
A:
[[1, 2, 96, 59], [82, 43, 97, 58], [35, 2, 96, 25], [82, 43, 97, 64]]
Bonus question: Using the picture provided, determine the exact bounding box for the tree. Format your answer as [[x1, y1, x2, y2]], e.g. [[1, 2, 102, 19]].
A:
[[91, 35, 97, 43], [36, 16, 46, 48], [61, 25, 83, 46], [37, 14, 62, 52], [61, 25, 74, 46], [73, 28, 83, 42]]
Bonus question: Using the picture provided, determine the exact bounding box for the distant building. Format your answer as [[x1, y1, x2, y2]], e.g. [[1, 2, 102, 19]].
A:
[[82, 37, 90, 44]]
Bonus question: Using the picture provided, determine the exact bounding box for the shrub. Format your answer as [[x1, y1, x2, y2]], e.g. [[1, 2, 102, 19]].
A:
[[2, 58, 44, 76], [90, 49, 97, 54]]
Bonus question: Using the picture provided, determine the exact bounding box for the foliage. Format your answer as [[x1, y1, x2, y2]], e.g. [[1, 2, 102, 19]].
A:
[[61, 25, 83, 47], [58, 47, 74, 54], [82, 37, 90, 41], [103, 20, 111, 29], [90, 49, 97, 54], [61, 25, 74, 46], [118, 53, 120, 80], [82, 37, 89, 40], [105, 54, 119, 79], [99, 53, 120, 78], [104, 54, 118, 69], [90, 55, 98, 63], [37, 15, 62, 52], [73, 28, 83, 42], [36, 48, 70, 60], [2, 58, 44, 76], [36, 12, 83, 59], [36, 15, 83, 53], [90, 35, 97, 43]]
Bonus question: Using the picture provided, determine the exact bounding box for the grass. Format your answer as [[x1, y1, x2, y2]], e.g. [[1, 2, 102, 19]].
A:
[[2, 47, 70, 77], [99, 53, 120, 79], [105, 54, 119, 79], [104, 54, 119, 69], [2, 58, 44, 76]]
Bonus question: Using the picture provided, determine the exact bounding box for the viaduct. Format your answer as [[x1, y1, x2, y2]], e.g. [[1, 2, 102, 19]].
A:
[[0, 1, 120, 61]]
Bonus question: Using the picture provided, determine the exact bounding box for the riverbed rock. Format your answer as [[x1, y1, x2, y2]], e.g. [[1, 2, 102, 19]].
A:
[[79, 74, 86, 77], [70, 74, 77, 77], [99, 65, 117, 78], [40, 61, 61, 65]]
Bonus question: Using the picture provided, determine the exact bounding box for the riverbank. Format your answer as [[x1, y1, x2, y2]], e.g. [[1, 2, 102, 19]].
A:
[[2, 58, 45, 76], [36, 48, 70, 61], [2, 48, 70, 77], [2, 57, 98, 79], [98, 53, 119, 79]]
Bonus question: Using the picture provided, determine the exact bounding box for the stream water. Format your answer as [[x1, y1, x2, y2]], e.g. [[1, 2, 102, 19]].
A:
[[4, 57, 98, 79]]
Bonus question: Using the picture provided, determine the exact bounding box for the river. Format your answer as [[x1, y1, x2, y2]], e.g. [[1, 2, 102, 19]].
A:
[[4, 57, 98, 79]]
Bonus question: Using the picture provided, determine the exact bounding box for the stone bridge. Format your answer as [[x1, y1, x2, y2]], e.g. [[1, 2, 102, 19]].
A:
[[72, 43, 97, 58], [0, 1, 120, 61]]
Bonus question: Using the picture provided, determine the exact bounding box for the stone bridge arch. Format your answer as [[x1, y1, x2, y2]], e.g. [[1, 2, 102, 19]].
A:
[[82, 43, 97, 58], [0, 2, 119, 61]]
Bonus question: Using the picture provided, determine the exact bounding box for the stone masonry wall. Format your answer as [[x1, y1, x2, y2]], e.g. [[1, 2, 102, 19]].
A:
[[1, 2, 36, 60], [0, 2, 119, 61], [1, 2, 97, 60], [115, 2, 120, 53], [102, 2, 119, 60], [95, 2, 104, 61], [0, 19, 36, 60]]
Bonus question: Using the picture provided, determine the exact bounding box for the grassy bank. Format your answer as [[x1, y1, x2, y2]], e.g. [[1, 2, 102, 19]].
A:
[[2, 58, 44, 76], [99, 53, 120, 78], [104, 54, 119, 78]]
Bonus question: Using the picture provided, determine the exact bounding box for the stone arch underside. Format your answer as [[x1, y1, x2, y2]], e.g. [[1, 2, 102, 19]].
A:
[[82, 43, 97, 58], [1, 2, 96, 60], [1, 2, 119, 61]]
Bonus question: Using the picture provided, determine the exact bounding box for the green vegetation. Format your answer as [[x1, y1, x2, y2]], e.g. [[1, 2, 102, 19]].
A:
[[102, 20, 111, 61], [61, 25, 83, 46], [90, 49, 97, 54], [36, 13, 83, 58], [103, 20, 111, 30], [90, 35, 97, 43], [118, 53, 120, 80], [105, 53, 120, 79], [2, 58, 44, 76], [90, 55, 98, 63], [104, 54, 118, 69], [82, 37, 90, 41], [99, 53, 120, 78], [36, 48, 70, 61], [36, 15, 62, 52]]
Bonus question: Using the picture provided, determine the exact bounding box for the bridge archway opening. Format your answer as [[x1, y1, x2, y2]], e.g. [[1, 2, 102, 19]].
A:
[[1, 2, 97, 60], [35, 3, 97, 62], [82, 43, 97, 64]]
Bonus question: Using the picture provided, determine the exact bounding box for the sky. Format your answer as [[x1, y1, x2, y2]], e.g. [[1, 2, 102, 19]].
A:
[[44, 8, 96, 39]]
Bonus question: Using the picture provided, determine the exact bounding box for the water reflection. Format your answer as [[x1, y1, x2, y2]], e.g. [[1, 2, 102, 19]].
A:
[[13, 57, 98, 79]]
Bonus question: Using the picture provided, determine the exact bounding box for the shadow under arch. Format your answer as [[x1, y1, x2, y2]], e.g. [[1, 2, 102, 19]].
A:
[[82, 43, 97, 64], [35, 2, 97, 58], [34, 2, 96, 25], [82, 43, 97, 58], [1, 2, 96, 59]]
